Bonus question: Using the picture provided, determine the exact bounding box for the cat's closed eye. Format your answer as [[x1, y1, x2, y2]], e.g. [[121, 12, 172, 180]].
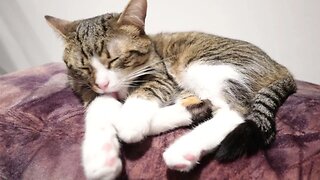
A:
[[128, 50, 145, 56], [79, 66, 90, 72], [107, 56, 120, 68]]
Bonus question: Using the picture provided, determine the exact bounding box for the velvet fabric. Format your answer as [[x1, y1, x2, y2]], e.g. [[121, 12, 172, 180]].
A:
[[0, 63, 319, 179]]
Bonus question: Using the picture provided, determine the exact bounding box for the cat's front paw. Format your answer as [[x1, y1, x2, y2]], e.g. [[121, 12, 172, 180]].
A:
[[82, 132, 122, 180], [116, 122, 146, 143], [114, 97, 159, 143], [115, 111, 151, 143]]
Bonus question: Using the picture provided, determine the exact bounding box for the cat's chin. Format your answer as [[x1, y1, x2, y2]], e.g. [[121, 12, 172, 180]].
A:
[[94, 89, 121, 100], [96, 87, 128, 102], [104, 92, 120, 100]]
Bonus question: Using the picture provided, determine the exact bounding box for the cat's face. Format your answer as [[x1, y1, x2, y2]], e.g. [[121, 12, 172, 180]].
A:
[[46, 0, 152, 94]]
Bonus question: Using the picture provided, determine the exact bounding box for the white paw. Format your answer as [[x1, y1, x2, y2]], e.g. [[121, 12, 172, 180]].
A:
[[115, 110, 149, 143], [116, 121, 147, 143], [163, 140, 203, 172], [150, 103, 192, 135], [82, 131, 122, 180], [114, 97, 159, 143]]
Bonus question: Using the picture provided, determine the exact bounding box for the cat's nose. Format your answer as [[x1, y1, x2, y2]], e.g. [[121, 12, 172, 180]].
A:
[[98, 82, 109, 91]]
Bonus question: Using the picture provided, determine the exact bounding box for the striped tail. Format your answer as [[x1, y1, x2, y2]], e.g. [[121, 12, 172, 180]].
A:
[[215, 75, 297, 162]]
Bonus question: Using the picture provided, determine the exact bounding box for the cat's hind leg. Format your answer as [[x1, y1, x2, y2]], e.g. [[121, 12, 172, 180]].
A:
[[162, 63, 246, 171], [82, 95, 123, 180], [163, 107, 244, 171]]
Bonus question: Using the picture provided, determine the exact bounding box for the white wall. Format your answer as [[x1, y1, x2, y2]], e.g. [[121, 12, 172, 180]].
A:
[[0, 0, 319, 84]]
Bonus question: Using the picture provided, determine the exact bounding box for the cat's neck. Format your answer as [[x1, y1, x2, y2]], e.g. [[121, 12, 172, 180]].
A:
[[150, 33, 178, 60]]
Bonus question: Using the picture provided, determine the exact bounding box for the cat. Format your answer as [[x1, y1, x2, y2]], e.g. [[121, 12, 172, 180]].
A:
[[45, 0, 296, 179]]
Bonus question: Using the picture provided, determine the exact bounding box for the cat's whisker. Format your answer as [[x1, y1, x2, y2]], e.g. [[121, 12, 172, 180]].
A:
[[126, 67, 154, 78], [126, 59, 164, 76], [124, 71, 154, 81], [120, 70, 153, 85], [122, 56, 175, 83], [121, 80, 147, 84], [128, 56, 175, 76], [121, 80, 147, 86], [120, 84, 140, 88]]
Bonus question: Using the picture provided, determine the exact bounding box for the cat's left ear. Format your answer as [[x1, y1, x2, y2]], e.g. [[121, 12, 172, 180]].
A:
[[118, 0, 147, 34], [45, 15, 77, 39]]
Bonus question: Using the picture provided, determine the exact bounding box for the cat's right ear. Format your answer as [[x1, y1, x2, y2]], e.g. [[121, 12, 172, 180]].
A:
[[118, 0, 147, 34], [45, 15, 76, 39]]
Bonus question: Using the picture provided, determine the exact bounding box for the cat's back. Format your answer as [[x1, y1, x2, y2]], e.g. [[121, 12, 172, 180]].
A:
[[152, 31, 255, 49], [151, 31, 292, 91], [151, 31, 272, 64]]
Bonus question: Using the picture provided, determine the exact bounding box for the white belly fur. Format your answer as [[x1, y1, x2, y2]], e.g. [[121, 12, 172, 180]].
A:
[[180, 62, 241, 109]]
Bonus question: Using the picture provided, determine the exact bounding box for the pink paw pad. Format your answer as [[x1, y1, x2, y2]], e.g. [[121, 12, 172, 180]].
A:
[[102, 143, 113, 152], [172, 164, 188, 170], [183, 154, 197, 162], [105, 156, 117, 167]]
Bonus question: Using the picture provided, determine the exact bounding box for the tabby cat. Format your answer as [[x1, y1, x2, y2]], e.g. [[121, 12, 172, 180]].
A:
[[45, 0, 296, 179]]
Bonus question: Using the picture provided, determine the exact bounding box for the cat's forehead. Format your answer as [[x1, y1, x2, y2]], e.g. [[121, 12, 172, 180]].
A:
[[75, 13, 118, 40]]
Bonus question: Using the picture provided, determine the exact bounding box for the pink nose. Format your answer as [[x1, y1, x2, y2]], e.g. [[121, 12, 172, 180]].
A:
[[98, 82, 109, 91]]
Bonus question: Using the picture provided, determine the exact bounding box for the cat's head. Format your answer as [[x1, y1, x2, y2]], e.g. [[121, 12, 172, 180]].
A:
[[45, 0, 155, 94]]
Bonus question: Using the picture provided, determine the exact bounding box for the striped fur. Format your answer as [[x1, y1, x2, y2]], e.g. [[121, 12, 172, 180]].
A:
[[46, 0, 296, 172]]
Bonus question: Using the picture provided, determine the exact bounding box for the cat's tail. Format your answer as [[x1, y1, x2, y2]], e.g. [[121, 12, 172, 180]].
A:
[[214, 75, 297, 162]]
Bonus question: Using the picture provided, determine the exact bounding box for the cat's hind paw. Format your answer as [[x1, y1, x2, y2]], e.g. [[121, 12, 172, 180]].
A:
[[163, 143, 202, 172]]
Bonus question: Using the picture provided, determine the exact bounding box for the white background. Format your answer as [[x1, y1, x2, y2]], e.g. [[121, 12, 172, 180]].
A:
[[0, 0, 319, 84]]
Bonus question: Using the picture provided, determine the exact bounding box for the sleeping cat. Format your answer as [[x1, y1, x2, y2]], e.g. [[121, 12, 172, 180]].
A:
[[45, 0, 296, 179]]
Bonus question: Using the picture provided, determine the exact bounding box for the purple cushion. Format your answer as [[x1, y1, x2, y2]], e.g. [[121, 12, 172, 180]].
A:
[[0, 63, 320, 179]]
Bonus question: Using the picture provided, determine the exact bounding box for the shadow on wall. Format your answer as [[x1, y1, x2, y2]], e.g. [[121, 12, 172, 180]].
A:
[[0, 40, 14, 74], [0, 0, 48, 74], [0, 67, 7, 75]]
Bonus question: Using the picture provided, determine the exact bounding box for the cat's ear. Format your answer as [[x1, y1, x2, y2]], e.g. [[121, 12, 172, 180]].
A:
[[45, 15, 76, 39], [118, 0, 147, 33]]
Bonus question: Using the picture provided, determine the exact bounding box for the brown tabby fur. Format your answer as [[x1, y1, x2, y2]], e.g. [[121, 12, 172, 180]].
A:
[[45, 0, 296, 161]]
